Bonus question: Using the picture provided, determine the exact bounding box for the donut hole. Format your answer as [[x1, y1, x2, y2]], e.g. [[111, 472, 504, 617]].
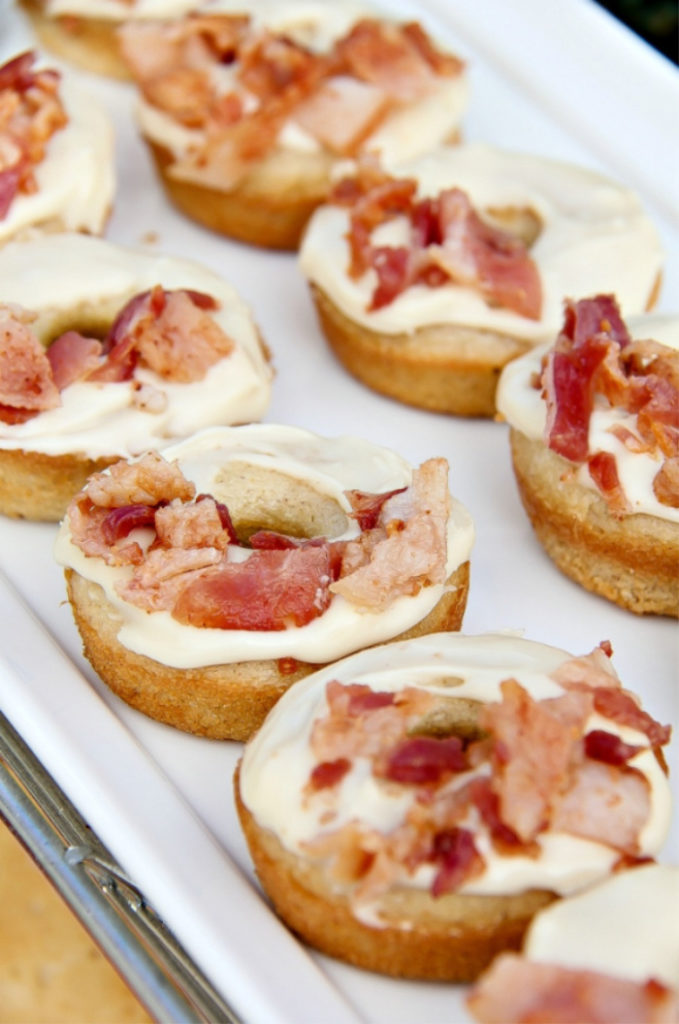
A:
[[211, 461, 350, 543], [409, 695, 485, 743], [482, 206, 543, 249]]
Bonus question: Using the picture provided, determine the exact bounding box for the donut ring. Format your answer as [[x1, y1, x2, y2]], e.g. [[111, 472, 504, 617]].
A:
[[299, 143, 663, 416], [55, 424, 474, 740], [0, 233, 272, 520], [0, 51, 114, 246], [119, 6, 468, 250], [497, 300, 679, 616], [235, 632, 672, 981]]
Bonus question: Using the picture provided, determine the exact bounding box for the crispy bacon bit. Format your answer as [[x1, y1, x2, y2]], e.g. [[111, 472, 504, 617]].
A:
[[309, 758, 351, 791], [584, 729, 643, 766], [345, 485, 407, 530], [46, 331, 102, 390], [277, 656, 299, 676], [591, 687, 672, 748], [342, 177, 541, 318], [0, 51, 68, 219], [117, 545, 225, 612], [381, 735, 467, 785], [551, 760, 650, 855], [172, 543, 333, 630], [429, 827, 484, 897], [154, 497, 232, 551], [0, 305, 60, 413], [543, 295, 679, 510], [467, 953, 679, 1024], [101, 503, 156, 544], [84, 452, 195, 508]]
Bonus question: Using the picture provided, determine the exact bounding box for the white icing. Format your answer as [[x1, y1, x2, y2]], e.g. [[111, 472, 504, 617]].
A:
[[524, 863, 679, 988], [131, 4, 467, 169], [496, 313, 679, 524], [240, 632, 673, 900], [0, 76, 114, 245], [54, 424, 475, 666], [0, 234, 272, 459], [298, 143, 662, 341]]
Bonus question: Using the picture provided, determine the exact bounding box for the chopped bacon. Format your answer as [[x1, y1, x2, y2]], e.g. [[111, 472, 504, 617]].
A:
[[342, 178, 541, 318], [117, 545, 225, 612], [154, 497, 232, 551], [380, 735, 467, 785], [101, 503, 156, 545], [46, 331, 102, 390], [308, 758, 351, 791], [591, 687, 672, 748], [0, 306, 60, 413], [584, 729, 643, 766], [429, 827, 484, 897], [654, 456, 679, 508], [551, 759, 650, 855], [0, 51, 67, 219], [292, 75, 391, 156], [345, 485, 407, 530], [467, 953, 679, 1024], [172, 543, 333, 630], [542, 296, 679, 511], [84, 452, 195, 509]]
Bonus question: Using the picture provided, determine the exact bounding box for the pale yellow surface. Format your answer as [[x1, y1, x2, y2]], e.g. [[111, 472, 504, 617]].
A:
[[0, 821, 153, 1024]]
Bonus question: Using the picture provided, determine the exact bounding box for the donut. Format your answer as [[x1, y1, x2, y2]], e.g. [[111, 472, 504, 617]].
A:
[[54, 424, 474, 739], [0, 51, 114, 245], [0, 233, 272, 520], [117, 4, 468, 249], [496, 294, 679, 616], [467, 863, 679, 1022], [235, 632, 672, 981], [298, 144, 663, 416]]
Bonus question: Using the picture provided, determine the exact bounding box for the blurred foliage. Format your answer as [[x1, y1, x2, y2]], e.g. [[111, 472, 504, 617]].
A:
[[596, 0, 678, 62]]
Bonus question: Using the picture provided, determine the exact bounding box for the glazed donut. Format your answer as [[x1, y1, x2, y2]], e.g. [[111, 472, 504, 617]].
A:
[[497, 295, 679, 616], [118, 3, 468, 249], [54, 424, 474, 740], [298, 143, 663, 416], [0, 51, 114, 245], [468, 863, 679, 1022], [235, 632, 672, 981], [0, 233, 271, 520]]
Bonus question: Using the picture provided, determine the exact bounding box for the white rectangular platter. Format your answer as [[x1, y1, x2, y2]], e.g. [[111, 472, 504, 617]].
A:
[[0, 1, 677, 1021]]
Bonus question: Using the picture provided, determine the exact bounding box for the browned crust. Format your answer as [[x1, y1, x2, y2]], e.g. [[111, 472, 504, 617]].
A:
[[509, 428, 679, 617], [148, 140, 335, 251], [0, 448, 117, 521], [65, 560, 470, 741], [19, 0, 130, 79], [308, 282, 534, 417], [234, 764, 555, 981]]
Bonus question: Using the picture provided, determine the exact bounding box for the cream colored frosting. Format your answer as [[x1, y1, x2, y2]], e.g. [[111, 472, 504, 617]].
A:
[[132, 3, 468, 170], [497, 313, 679, 524], [298, 143, 662, 342], [0, 76, 114, 245], [524, 863, 679, 988], [0, 234, 272, 459], [54, 424, 475, 666], [240, 632, 672, 906]]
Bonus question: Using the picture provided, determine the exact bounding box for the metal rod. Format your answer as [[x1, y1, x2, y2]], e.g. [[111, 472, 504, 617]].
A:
[[0, 710, 242, 1024]]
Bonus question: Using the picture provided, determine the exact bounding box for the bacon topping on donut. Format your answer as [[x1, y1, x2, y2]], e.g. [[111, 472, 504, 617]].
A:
[[467, 953, 679, 1024], [67, 451, 452, 629], [0, 288, 232, 422], [542, 294, 679, 511], [332, 166, 542, 318], [119, 14, 463, 184], [301, 644, 670, 903], [0, 51, 68, 219]]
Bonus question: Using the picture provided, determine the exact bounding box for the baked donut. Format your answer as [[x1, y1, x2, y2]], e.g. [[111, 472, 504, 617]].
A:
[[468, 863, 679, 1022], [235, 632, 672, 981], [0, 233, 271, 520], [0, 51, 114, 245], [117, 4, 468, 249], [496, 294, 679, 616], [298, 144, 662, 416], [54, 424, 474, 739]]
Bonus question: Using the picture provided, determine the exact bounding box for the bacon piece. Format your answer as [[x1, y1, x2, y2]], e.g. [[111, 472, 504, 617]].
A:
[[154, 497, 232, 551], [591, 687, 672, 748], [67, 496, 146, 567], [0, 167, 20, 218], [587, 450, 628, 515], [46, 331, 103, 390], [101, 503, 156, 544], [467, 953, 679, 1024], [335, 19, 442, 101], [330, 458, 450, 611], [293, 75, 391, 155], [83, 452, 195, 509], [0, 305, 60, 412], [429, 827, 484, 897], [380, 735, 467, 785], [480, 680, 592, 843], [584, 729, 643, 766], [172, 543, 332, 630], [308, 758, 351, 791], [466, 777, 533, 854], [551, 759, 650, 855], [654, 456, 679, 508], [344, 485, 407, 530], [117, 545, 225, 612]]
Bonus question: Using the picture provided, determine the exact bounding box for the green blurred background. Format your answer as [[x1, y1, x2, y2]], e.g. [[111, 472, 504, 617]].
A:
[[596, 0, 678, 63]]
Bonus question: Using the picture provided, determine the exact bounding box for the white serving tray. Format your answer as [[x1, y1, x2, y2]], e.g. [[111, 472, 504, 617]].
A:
[[0, 2, 677, 1021]]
